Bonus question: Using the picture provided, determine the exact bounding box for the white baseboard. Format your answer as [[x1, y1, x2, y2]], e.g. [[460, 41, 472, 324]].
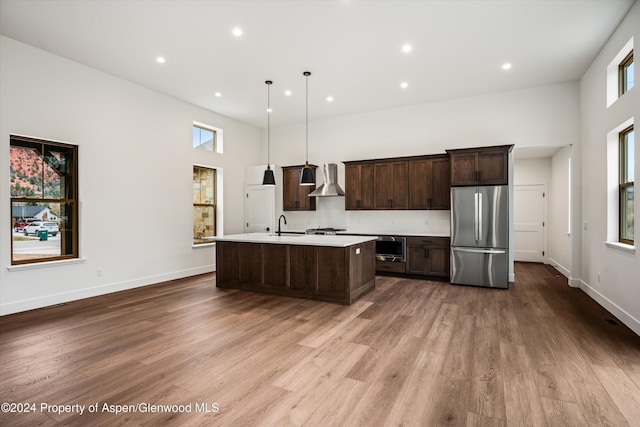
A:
[[577, 279, 640, 336], [0, 265, 216, 316], [547, 257, 571, 279]]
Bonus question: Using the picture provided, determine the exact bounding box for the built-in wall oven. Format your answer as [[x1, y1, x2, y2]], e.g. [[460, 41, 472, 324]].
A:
[[375, 236, 406, 262]]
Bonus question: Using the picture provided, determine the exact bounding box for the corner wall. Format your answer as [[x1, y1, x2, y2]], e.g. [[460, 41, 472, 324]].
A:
[[579, 1, 640, 335], [0, 36, 260, 315]]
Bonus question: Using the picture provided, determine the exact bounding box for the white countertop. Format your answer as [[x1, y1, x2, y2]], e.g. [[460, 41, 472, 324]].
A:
[[215, 233, 377, 247], [283, 229, 450, 238]]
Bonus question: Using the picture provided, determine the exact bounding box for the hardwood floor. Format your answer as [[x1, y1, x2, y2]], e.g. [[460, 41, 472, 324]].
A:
[[1, 263, 639, 426]]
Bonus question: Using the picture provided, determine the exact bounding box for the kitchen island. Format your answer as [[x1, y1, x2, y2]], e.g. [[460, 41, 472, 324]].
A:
[[215, 233, 377, 304]]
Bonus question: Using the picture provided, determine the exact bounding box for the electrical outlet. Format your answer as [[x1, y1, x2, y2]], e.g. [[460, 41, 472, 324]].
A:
[[583, 222, 588, 230], [97, 268, 102, 277]]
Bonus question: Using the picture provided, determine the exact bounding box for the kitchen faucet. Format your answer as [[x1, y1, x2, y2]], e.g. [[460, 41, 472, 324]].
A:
[[277, 215, 287, 236]]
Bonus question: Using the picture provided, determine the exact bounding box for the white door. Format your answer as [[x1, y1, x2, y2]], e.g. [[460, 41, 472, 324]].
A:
[[514, 185, 545, 263], [245, 184, 275, 233]]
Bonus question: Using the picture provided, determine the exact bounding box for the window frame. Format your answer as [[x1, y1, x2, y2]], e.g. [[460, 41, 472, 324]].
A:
[[619, 50, 634, 97], [193, 165, 217, 245], [192, 123, 217, 152], [10, 135, 79, 265], [619, 125, 634, 245]]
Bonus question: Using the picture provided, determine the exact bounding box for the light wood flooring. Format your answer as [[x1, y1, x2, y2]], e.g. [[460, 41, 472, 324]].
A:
[[1, 263, 639, 426]]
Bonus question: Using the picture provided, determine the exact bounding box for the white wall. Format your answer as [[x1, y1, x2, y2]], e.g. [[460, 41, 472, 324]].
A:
[[0, 36, 260, 315], [578, 1, 640, 335], [548, 146, 572, 277], [265, 83, 580, 238]]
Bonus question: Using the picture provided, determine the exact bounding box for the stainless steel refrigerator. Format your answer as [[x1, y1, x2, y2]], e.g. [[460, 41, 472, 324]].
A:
[[450, 185, 509, 288]]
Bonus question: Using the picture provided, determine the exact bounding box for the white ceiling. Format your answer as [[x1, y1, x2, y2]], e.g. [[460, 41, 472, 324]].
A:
[[0, 0, 634, 128]]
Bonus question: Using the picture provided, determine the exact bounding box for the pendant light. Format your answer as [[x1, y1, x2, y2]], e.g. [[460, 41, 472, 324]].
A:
[[300, 71, 315, 186], [262, 80, 276, 186]]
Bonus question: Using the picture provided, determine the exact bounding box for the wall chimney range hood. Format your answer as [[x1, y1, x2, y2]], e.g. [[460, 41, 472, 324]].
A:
[[309, 163, 345, 197]]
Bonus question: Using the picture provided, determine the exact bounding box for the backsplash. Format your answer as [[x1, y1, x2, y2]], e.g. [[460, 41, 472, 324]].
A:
[[281, 196, 451, 236]]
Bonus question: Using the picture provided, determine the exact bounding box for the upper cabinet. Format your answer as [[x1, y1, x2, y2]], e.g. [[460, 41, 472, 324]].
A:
[[345, 162, 374, 210], [282, 165, 317, 211], [374, 161, 408, 209], [446, 145, 513, 186], [408, 155, 450, 210], [344, 155, 449, 211]]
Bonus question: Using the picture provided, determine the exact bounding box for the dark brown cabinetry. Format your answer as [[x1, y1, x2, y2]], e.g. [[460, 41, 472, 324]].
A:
[[344, 162, 374, 210], [408, 155, 451, 210], [406, 237, 450, 277], [447, 145, 513, 186], [282, 165, 317, 211], [216, 240, 376, 304], [374, 161, 408, 209]]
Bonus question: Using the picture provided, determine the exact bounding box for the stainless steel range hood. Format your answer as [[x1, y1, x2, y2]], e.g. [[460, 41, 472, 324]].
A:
[[309, 163, 345, 197]]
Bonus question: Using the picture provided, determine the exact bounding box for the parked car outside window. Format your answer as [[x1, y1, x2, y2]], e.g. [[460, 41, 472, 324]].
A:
[[23, 221, 59, 237], [14, 218, 38, 231]]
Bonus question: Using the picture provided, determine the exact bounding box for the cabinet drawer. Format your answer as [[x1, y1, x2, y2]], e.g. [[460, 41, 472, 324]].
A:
[[375, 261, 406, 273], [406, 236, 450, 247]]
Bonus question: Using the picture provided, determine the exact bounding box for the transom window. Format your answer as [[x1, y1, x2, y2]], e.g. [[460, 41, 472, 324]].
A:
[[10, 135, 78, 264], [620, 125, 635, 245], [619, 51, 634, 96], [193, 123, 216, 151], [193, 166, 216, 245]]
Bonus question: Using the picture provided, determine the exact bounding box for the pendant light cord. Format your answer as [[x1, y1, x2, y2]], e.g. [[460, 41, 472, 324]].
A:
[[305, 72, 309, 164], [267, 82, 271, 167]]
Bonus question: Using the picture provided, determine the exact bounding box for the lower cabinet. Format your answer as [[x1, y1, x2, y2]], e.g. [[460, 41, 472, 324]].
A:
[[216, 241, 376, 304], [406, 237, 450, 278]]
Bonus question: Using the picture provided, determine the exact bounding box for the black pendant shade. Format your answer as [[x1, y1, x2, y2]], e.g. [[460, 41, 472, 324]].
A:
[[300, 71, 315, 186], [300, 162, 315, 186], [262, 80, 275, 186]]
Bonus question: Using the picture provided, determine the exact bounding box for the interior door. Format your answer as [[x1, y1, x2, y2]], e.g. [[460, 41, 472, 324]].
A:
[[513, 184, 544, 262], [245, 184, 275, 233]]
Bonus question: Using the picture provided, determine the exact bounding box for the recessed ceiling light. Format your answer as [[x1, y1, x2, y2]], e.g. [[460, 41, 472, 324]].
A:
[[214, 92, 222, 97], [326, 96, 334, 102], [400, 81, 408, 89], [232, 27, 243, 37], [156, 56, 166, 64], [502, 63, 512, 70], [284, 90, 292, 96], [401, 44, 412, 53]]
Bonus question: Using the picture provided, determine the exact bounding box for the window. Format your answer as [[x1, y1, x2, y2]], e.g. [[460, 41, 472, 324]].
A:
[[10, 135, 78, 264], [619, 50, 634, 96], [193, 166, 216, 244], [620, 125, 634, 245]]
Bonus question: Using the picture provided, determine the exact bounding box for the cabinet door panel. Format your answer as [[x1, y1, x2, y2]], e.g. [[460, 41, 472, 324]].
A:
[[238, 243, 262, 285], [428, 247, 450, 277], [216, 241, 239, 283], [478, 151, 508, 185], [290, 245, 316, 292], [374, 163, 393, 209], [392, 162, 408, 209], [263, 244, 287, 288], [409, 160, 430, 209], [450, 153, 478, 186], [283, 168, 299, 210], [345, 164, 360, 210], [316, 247, 346, 298], [360, 164, 374, 209], [406, 244, 428, 275], [430, 157, 451, 209]]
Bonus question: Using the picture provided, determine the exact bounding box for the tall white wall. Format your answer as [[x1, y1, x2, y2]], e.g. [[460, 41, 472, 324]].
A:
[[549, 146, 573, 277], [266, 83, 580, 239], [0, 36, 261, 315], [578, 1, 640, 335]]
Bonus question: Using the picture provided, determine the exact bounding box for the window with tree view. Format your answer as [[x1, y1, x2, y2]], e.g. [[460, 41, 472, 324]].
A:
[[193, 166, 216, 244], [10, 135, 78, 264], [620, 125, 634, 245]]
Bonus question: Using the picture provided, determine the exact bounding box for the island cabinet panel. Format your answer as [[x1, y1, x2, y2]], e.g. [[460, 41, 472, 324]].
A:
[[238, 243, 262, 286], [406, 237, 450, 278], [216, 241, 239, 283], [216, 240, 376, 304], [447, 145, 512, 186], [263, 244, 288, 288], [345, 163, 374, 210], [374, 161, 408, 209], [289, 245, 317, 294], [282, 165, 317, 211]]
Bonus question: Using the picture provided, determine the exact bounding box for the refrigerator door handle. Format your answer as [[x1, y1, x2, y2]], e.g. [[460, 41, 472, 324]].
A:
[[478, 192, 483, 240], [452, 247, 507, 254], [474, 192, 478, 242]]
